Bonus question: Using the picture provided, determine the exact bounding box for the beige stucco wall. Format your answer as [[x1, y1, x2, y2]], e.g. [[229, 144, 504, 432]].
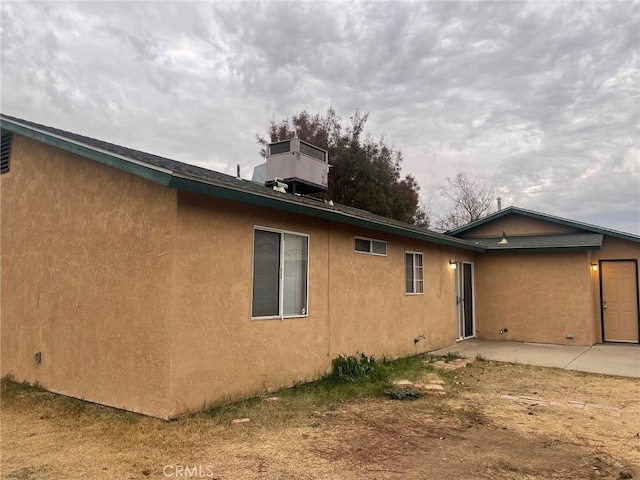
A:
[[1, 135, 177, 417], [473, 251, 594, 345], [461, 215, 640, 346], [460, 214, 581, 238], [166, 191, 467, 417]]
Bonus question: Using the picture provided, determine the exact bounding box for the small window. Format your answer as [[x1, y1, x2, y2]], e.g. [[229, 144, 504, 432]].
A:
[[252, 227, 309, 319], [354, 236, 387, 256], [405, 252, 424, 294], [1, 132, 12, 174]]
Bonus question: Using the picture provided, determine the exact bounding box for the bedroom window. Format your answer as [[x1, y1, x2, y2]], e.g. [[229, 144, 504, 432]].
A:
[[354, 236, 387, 256], [252, 227, 309, 319], [405, 251, 424, 294]]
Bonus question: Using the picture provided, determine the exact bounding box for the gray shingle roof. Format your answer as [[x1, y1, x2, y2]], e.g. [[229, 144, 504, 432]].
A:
[[0, 113, 484, 252]]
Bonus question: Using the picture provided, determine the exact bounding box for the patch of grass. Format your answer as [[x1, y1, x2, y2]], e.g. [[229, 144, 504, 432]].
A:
[[60, 395, 88, 414], [475, 353, 487, 362], [443, 351, 461, 363], [6, 466, 48, 480], [201, 353, 438, 423], [1, 375, 45, 397]]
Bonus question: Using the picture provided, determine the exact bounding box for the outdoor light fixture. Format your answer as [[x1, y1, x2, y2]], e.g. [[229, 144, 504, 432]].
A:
[[591, 263, 598, 271], [450, 260, 457, 269]]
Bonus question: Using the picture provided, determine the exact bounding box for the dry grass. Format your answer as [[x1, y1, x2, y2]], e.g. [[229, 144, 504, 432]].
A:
[[2, 357, 639, 479]]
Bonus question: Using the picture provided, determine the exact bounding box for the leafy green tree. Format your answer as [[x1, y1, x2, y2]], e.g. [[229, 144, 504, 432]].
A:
[[257, 108, 427, 226]]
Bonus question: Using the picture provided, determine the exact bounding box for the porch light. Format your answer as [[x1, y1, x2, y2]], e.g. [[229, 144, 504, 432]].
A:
[[591, 263, 598, 271], [450, 260, 457, 269]]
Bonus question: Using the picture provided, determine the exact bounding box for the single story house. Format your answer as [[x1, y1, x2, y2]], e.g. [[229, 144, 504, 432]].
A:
[[1, 114, 638, 418]]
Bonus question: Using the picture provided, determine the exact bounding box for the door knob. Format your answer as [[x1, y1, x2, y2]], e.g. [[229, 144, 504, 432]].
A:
[[603, 300, 608, 309]]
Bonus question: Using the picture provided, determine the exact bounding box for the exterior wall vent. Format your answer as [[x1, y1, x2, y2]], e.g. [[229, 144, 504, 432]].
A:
[[1, 132, 12, 174], [265, 138, 329, 195]]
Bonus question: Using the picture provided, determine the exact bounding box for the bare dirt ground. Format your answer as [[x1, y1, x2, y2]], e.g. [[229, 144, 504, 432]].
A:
[[2, 359, 639, 480]]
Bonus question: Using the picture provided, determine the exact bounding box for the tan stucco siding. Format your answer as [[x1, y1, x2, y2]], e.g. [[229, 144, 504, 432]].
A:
[[460, 214, 582, 238], [167, 192, 466, 416], [168, 192, 331, 416], [474, 251, 594, 345], [1, 135, 177, 417], [328, 229, 463, 357]]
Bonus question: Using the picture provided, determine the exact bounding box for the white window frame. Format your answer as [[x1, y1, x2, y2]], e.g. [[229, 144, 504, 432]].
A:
[[354, 236, 387, 256], [251, 226, 310, 320], [405, 251, 424, 295]]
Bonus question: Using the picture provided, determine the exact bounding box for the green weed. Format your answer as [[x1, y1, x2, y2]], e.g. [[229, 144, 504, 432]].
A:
[[329, 353, 389, 383], [443, 352, 461, 363], [384, 388, 422, 401]]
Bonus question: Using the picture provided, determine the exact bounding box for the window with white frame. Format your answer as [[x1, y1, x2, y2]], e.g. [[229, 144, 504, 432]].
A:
[[252, 227, 309, 318], [405, 251, 424, 294], [354, 236, 387, 256]]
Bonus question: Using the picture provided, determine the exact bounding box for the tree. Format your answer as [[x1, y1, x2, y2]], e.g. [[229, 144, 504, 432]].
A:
[[257, 108, 427, 226], [433, 172, 495, 232]]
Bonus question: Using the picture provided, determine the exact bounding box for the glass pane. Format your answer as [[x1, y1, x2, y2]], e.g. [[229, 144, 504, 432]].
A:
[[283, 234, 308, 316], [355, 238, 370, 252], [415, 255, 424, 294], [405, 253, 414, 294], [252, 230, 280, 317], [372, 241, 386, 255]]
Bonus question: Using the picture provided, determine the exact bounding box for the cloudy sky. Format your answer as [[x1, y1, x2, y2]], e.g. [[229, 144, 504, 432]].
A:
[[2, 1, 639, 234]]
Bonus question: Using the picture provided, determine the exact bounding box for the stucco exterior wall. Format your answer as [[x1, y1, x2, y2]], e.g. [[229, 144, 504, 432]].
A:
[[167, 192, 466, 417], [1, 135, 177, 417], [168, 192, 331, 415], [459, 214, 581, 238], [328, 229, 464, 357], [473, 251, 594, 345]]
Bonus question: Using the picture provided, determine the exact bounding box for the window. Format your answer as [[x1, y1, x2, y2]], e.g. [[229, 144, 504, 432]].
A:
[[252, 227, 309, 318], [1, 132, 12, 174], [405, 252, 424, 294], [354, 236, 387, 256]]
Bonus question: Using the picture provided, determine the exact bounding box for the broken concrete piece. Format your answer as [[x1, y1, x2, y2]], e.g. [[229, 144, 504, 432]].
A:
[[231, 418, 250, 425]]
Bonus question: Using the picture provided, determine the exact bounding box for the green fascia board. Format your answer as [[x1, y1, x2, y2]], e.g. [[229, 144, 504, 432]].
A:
[[169, 175, 485, 252], [449, 207, 640, 244], [484, 246, 601, 253], [0, 118, 173, 186]]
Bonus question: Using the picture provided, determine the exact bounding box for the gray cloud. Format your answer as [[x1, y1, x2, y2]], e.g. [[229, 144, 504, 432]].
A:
[[2, 1, 638, 233]]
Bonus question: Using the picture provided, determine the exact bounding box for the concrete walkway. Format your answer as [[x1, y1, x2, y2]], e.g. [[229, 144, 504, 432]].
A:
[[430, 339, 640, 378]]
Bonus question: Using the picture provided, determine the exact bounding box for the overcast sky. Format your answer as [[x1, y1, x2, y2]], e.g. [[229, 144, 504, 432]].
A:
[[2, 1, 639, 234]]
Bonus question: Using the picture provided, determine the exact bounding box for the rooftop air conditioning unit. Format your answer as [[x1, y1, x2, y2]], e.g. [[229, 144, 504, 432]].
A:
[[265, 138, 329, 195]]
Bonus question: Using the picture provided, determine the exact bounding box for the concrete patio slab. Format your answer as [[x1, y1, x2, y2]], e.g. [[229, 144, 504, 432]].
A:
[[430, 339, 640, 378]]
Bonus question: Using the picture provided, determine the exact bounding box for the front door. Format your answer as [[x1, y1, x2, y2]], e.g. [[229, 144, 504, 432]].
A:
[[456, 262, 475, 339], [601, 261, 639, 343]]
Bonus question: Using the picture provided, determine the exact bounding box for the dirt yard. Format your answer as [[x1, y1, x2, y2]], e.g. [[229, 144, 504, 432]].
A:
[[2, 358, 639, 480]]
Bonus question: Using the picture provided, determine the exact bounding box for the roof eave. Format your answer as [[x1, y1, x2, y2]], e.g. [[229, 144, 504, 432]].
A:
[[448, 207, 640, 244], [484, 245, 602, 253], [169, 174, 486, 252], [0, 117, 173, 186]]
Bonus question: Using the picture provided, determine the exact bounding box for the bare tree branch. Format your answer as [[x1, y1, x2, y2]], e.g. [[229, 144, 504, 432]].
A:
[[433, 172, 495, 232]]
